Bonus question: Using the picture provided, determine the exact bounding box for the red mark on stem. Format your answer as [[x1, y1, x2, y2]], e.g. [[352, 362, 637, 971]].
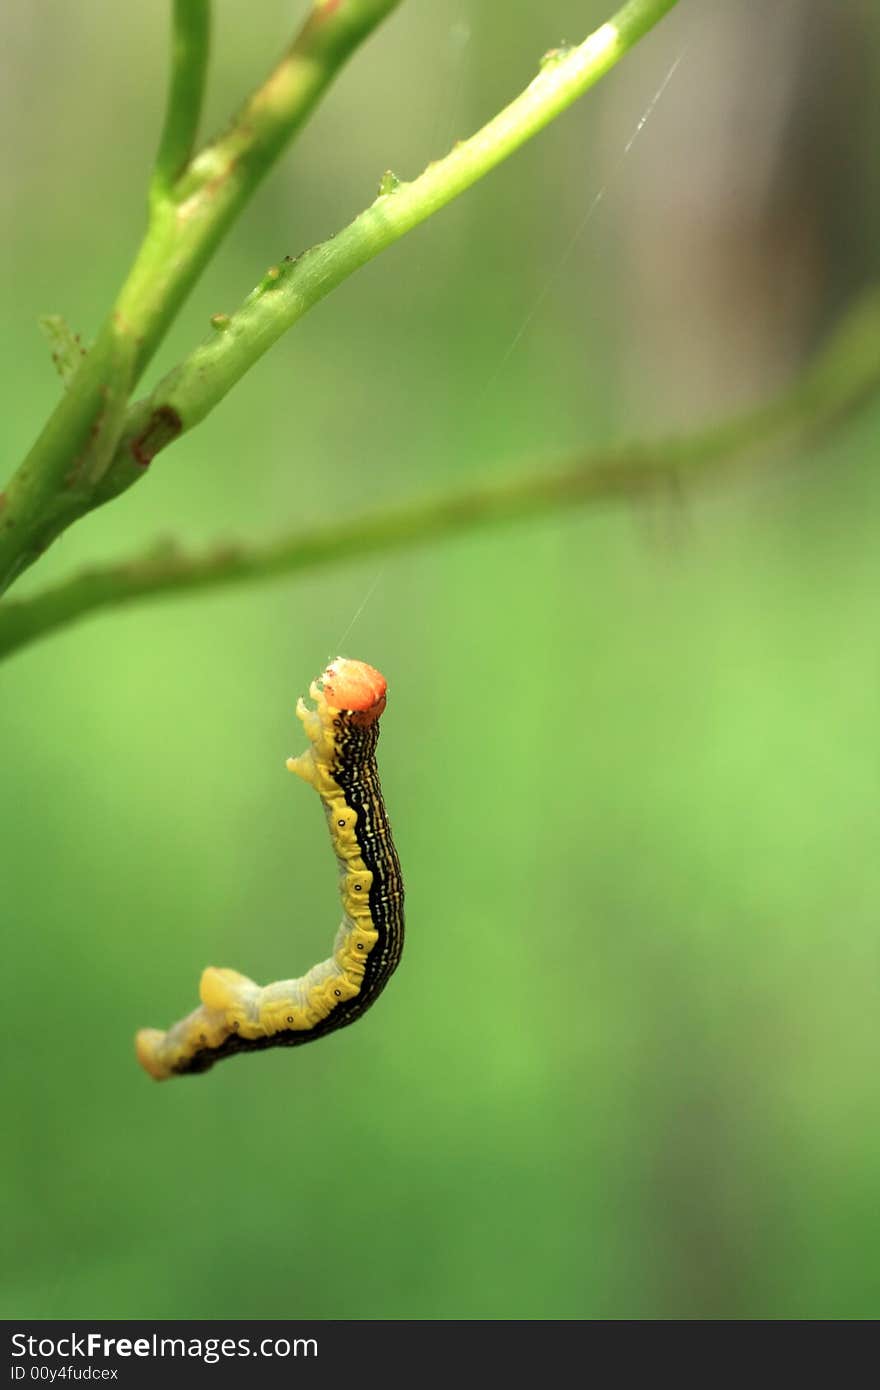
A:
[[131, 407, 183, 467]]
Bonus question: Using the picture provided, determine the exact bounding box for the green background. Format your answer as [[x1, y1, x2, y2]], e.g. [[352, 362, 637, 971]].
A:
[[3, 1, 879, 1319]]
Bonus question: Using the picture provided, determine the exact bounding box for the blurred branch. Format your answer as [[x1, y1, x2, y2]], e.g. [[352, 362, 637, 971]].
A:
[[151, 0, 212, 199], [2, 285, 878, 665], [0, 0, 403, 593]]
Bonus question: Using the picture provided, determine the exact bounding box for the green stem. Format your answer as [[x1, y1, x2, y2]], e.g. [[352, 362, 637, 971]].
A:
[[151, 0, 212, 199], [0, 326, 136, 591], [3, 284, 878, 665], [99, 0, 680, 509], [115, 0, 404, 382], [0, 0, 402, 593]]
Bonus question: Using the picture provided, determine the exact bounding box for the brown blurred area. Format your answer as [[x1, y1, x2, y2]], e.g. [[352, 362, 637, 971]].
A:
[[604, 0, 879, 425]]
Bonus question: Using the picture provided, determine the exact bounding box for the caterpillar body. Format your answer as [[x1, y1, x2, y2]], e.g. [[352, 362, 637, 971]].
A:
[[136, 658, 404, 1080]]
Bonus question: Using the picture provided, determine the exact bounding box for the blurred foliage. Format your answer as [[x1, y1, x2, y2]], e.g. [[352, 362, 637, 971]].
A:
[[2, 1, 879, 1319]]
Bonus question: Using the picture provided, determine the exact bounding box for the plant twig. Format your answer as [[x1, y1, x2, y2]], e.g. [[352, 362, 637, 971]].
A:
[[0, 0, 403, 593], [151, 0, 212, 199], [96, 0, 681, 514], [3, 285, 878, 665]]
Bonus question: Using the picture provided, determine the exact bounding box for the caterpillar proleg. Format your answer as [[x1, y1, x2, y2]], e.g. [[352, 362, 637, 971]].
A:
[[136, 658, 404, 1080]]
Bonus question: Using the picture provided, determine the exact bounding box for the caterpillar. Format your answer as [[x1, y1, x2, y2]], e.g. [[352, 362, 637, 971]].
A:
[[136, 657, 404, 1080]]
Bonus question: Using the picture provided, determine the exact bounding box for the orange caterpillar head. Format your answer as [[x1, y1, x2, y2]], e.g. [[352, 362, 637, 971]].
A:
[[321, 657, 387, 725]]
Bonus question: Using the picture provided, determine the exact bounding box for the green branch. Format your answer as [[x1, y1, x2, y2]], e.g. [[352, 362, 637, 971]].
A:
[[3, 285, 878, 665], [0, 0, 403, 593], [114, 0, 404, 383], [151, 0, 212, 199], [96, 0, 681, 512]]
